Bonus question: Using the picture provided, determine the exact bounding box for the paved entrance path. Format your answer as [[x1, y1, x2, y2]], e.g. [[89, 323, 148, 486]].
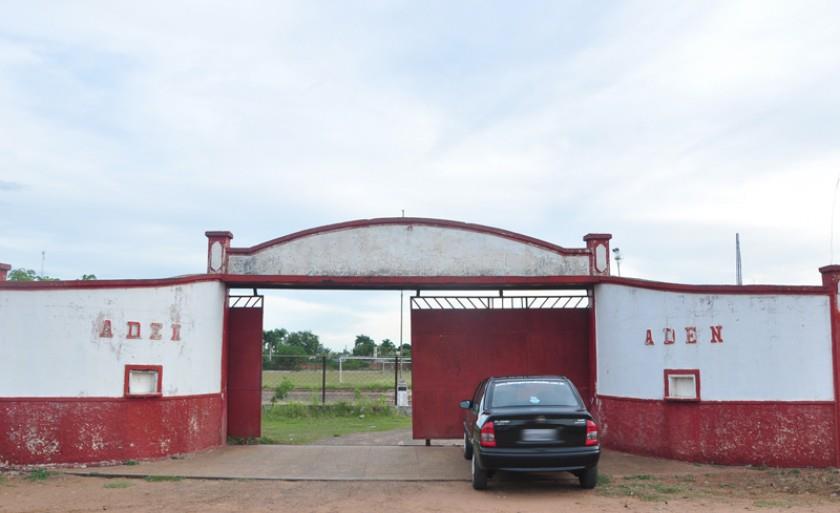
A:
[[67, 446, 728, 482]]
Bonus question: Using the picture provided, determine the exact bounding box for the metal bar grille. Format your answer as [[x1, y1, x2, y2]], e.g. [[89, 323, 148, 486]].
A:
[[228, 295, 264, 308], [410, 295, 590, 310]]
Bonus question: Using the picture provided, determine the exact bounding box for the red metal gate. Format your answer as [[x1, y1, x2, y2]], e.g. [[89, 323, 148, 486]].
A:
[[411, 295, 592, 439], [226, 295, 264, 439]]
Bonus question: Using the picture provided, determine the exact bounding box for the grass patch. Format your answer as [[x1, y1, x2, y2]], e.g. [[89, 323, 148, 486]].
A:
[[754, 499, 793, 508], [123, 460, 139, 466], [26, 469, 53, 481], [260, 400, 411, 445], [598, 474, 690, 502], [104, 480, 133, 489], [263, 370, 411, 392], [143, 475, 182, 482], [597, 473, 612, 486]]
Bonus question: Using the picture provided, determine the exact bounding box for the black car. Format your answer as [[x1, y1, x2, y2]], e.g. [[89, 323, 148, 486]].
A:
[[460, 375, 600, 490]]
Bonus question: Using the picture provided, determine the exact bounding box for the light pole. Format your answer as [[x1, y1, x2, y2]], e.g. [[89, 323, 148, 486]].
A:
[[612, 247, 622, 277]]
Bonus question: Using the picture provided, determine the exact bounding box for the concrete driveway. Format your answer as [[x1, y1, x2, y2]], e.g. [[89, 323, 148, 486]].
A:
[[67, 446, 725, 482]]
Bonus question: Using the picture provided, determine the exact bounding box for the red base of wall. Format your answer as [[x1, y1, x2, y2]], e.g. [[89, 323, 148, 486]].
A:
[[0, 394, 224, 466], [596, 395, 836, 467]]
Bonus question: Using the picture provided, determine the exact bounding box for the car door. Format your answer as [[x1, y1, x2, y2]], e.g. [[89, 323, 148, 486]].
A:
[[465, 379, 487, 441]]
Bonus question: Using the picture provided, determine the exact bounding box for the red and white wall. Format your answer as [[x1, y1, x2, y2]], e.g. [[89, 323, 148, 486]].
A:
[[2, 218, 839, 469], [593, 283, 836, 467], [0, 280, 226, 466]]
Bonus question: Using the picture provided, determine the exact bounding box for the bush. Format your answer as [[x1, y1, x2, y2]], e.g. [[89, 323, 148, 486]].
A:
[[271, 378, 295, 403]]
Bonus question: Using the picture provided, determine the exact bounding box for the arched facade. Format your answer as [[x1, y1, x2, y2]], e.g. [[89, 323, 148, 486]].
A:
[[0, 218, 838, 468]]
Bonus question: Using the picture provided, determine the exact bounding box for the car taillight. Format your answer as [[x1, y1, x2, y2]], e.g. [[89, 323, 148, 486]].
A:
[[480, 421, 496, 447], [585, 419, 599, 446]]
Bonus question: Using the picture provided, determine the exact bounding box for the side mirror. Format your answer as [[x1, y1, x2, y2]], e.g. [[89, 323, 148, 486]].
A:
[[459, 400, 472, 409]]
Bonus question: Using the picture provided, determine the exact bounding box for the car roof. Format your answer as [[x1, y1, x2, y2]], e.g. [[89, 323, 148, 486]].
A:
[[488, 375, 569, 382]]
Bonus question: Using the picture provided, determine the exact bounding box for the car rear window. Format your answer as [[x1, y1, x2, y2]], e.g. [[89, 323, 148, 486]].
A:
[[490, 380, 580, 408]]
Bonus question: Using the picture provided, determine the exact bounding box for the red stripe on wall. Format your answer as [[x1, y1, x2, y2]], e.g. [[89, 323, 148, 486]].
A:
[[595, 395, 836, 467], [0, 394, 224, 466]]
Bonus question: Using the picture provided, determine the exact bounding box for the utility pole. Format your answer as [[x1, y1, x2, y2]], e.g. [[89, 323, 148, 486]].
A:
[[399, 208, 405, 376], [40, 251, 45, 277], [832, 174, 840, 263], [736, 233, 743, 285]]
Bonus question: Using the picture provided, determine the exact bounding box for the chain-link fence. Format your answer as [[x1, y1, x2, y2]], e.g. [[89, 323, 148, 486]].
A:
[[262, 354, 412, 405]]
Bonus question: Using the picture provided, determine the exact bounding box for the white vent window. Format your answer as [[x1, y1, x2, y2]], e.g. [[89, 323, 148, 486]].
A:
[[125, 366, 162, 397], [666, 373, 698, 400]]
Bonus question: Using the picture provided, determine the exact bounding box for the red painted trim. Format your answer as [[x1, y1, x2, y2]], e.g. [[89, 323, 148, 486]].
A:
[[220, 294, 230, 441], [0, 393, 220, 403], [596, 394, 833, 406], [599, 276, 827, 295], [664, 369, 700, 402], [0, 270, 826, 296], [216, 274, 829, 294], [123, 364, 163, 398], [0, 274, 222, 290], [587, 287, 598, 410], [820, 268, 840, 466], [226, 217, 590, 256]]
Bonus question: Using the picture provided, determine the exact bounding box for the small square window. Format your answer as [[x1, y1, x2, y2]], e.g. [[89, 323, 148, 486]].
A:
[[664, 369, 700, 401], [124, 365, 162, 397]]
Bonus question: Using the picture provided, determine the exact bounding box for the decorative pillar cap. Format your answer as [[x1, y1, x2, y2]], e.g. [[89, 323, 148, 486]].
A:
[[583, 233, 612, 242], [205, 231, 234, 239], [819, 265, 840, 274]]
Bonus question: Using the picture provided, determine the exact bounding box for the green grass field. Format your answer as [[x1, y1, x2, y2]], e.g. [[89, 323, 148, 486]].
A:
[[259, 402, 411, 444], [263, 369, 412, 391]]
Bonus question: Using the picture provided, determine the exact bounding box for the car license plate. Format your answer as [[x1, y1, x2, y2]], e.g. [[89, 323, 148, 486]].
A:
[[521, 429, 557, 442]]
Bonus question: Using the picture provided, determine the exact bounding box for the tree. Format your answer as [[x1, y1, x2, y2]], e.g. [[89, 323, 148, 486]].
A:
[[263, 328, 289, 353], [398, 343, 411, 358], [286, 330, 323, 355], [8, 268, 94, 281], [379, 338, 396, 356], [352, 334, 376, 356], [8, 268, 56, 281]]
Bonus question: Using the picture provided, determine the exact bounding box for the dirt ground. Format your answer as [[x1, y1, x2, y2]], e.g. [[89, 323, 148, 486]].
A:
[[2, 465, 840, 513]]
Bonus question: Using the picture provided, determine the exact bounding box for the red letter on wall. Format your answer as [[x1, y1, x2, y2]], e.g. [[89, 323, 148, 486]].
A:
[[171, 323, 181, 341], [149, 322, 163, 340], [710, 325, 723, 343], [685, 326, 697, 344], [663, 328, 675, 345], [127, 321, 141, 339], [645, 329, 654, 345], [99, 319, 113, 338]]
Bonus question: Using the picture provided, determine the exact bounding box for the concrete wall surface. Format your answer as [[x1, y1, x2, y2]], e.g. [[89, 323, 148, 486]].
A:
[[228, 224, 590, 276], [0, 281, 226, 398], [595, 283, 834, 401]]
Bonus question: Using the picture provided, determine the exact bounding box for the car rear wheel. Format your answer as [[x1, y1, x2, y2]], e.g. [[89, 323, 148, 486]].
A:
[[463, 432, 473, 460], [471, 453, 488, 490], [579, 465, 598, 489]]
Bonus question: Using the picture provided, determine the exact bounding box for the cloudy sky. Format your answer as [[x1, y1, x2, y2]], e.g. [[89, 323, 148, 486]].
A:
[[2, 1, 839, 350]]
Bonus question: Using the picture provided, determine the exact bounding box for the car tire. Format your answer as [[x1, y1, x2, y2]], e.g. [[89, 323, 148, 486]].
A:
[[463, 432, 473, 460], [579, 465, 598, 489], [471, 453, 488, 490]]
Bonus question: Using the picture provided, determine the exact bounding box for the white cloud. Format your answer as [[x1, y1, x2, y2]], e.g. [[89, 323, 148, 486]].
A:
[[2, 0, 839, 340]]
